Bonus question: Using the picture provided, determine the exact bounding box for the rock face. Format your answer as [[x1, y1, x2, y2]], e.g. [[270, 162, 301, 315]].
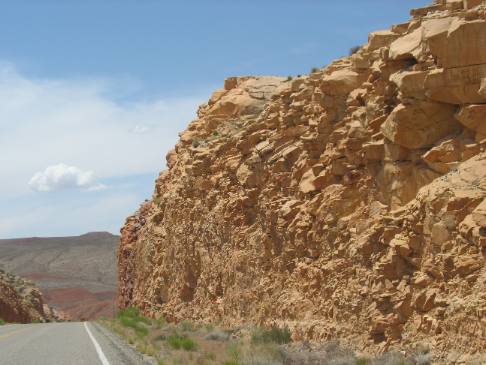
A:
[[118, 0, 486, 358], [0, 269, 62, 323]]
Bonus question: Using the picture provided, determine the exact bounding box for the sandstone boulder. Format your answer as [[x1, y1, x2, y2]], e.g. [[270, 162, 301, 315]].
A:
[[446, 0, 464, 10], [389, 27, 423, 60], [207, 77, 286, 118], [422, 17, 454, 56], [368, 30, 400, 51], [321, 69, 364, 95], [381, 102, 460, 149], [480, 77, 486, 97], [455, 104, 486, 137], [464, 0, 484, 9], [422, 138, 463, 174], [472, 198, 486, 227], [424, 64, 486, 104], [390, 70, 427, 99], [432, 19, 486, 68], [410, 4, 445, 17]]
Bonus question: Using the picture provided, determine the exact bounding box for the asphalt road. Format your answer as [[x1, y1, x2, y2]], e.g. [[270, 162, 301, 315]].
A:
[[0, 322, 151, 365]]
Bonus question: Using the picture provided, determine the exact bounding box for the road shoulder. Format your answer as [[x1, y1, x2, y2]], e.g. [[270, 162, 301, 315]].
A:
[[88, 321, 155, 365]]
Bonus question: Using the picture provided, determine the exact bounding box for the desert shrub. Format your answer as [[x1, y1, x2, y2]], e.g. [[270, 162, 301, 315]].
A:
[[205, 329, 230, 341], [349, 45, 361, 55], [240, 344, 283, 365], [413, 353, 432, 365], [204, 323, 214, 332], [137, 327, 148, 338], [180, 320, 195, 332], [281, 341, 358, 365], [465, 359, 486, 365], [167, 334, 197, 351], [311, 67, 319, 73], [117, 307, 150, 337], [227, 342, 241, 361], [118, 307, 139, 317], [356, 357, 371, 365], [118, 307, 150, 324], [411, 344, 431, 365], [286, 76, 293, 81], [251, 326, 292, 345], [153, 196, 162, 206], [154, 316, 166, 328], [373, 352, 413, 365], [205, 352, 216, 360]]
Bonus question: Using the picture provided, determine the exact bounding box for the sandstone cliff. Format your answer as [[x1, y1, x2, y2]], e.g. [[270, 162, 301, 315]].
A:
[[0, 269, 62, 323], [118, 0, 486, 360]]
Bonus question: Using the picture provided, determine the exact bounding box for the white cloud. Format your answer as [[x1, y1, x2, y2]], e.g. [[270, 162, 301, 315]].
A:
[[130, 124, 152, 134], [0, 62, 208, 199], [28, 163, 106, 192]]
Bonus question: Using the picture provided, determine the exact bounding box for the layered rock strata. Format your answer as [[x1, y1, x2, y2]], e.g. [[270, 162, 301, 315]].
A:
[[0, 269, 61, 323], [118, 0, 486, 359]]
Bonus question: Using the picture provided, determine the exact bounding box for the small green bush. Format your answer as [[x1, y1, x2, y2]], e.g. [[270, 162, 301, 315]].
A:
[[154, 316, 166, 328], [311, 67, 319, 73], [117, 307, 150, 337], [204, 352, 216, 361], [286, 76, 293, 81], [204, 323, 214, 332], [180, 320, 195, 332], [356, 358, 371, 365], [167, 334, 197, 351], [349, 45, 361, 55], [205, 329, 230, 341], [227, 342, 241, 361], [0, 318, 5, 325], [373, 352, 413, 365], [118, 307, 140, 318], [251, 326, 292, 345], [135, 326, 148, 338]]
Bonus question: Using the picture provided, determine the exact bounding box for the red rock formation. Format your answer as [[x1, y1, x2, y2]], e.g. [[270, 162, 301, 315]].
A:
[[0, 270, 63, 323], [118, 0, 486, 359]]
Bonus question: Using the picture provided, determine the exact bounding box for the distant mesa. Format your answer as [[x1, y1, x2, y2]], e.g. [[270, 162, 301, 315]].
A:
[[0, 232, 119, 321]]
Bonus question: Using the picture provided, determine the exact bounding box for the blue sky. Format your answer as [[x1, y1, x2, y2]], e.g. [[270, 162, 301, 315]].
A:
[[0, 0, 429, 238]]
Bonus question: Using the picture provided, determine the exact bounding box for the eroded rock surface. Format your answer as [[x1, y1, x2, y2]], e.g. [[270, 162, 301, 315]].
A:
[[118, 0, 486, 360], [0, 269, 62, 323]]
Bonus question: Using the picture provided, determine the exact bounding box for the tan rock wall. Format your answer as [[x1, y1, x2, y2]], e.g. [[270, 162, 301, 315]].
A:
[[118, 1, 486, 359]]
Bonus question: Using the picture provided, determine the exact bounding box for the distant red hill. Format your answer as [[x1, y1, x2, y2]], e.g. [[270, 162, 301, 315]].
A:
[[0, 232, 118, 320]]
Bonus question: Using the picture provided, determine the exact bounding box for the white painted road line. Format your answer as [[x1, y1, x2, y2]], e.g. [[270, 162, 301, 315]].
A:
[[84, 322, 111, 365]]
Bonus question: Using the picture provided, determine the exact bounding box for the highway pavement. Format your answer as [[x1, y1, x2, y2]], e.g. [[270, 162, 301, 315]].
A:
[[0, 321, 151, 365]]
